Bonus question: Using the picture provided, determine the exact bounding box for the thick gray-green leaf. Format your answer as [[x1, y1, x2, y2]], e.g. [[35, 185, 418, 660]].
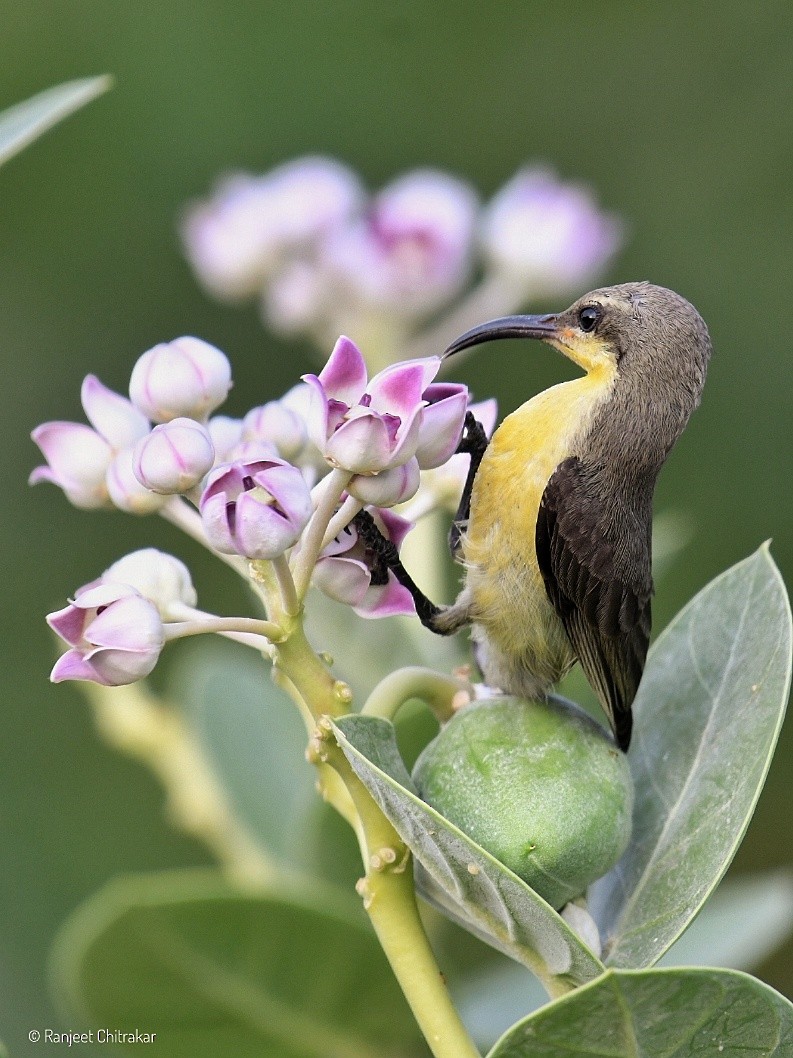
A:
[[172, 643, 362, 887], [658, 872, 793, 971], [174, 644, 315, 861], [333, 715, 604, 988], [487, 967, 793, 1057], [590, 545, 791, 968], [0, 77, 111, 168], [51, 869, 424, 1058]]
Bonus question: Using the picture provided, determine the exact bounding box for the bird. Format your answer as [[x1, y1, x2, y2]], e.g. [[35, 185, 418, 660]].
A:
[[357, 282, 711, 750]]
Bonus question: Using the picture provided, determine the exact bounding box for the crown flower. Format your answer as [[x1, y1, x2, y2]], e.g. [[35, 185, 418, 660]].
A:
[[302, 337, 448, 476], [47, 583, 165, 686], [199, 458, 313, 560]]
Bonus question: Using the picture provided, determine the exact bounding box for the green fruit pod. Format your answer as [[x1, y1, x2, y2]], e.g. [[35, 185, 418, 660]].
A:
[[412, 695, 634, 910]]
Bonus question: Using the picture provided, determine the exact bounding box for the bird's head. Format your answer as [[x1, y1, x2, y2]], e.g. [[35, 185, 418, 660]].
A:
[[443, 281, 712, 400]]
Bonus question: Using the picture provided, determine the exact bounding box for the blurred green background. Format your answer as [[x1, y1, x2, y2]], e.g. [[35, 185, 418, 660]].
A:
[[1, 0, 791, 1053]]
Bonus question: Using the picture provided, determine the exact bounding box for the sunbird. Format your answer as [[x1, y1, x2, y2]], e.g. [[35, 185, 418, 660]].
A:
[[358, 282, 712, 750]]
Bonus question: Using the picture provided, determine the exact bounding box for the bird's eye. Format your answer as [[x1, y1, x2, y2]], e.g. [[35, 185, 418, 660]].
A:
[[578, 306, 602, 333]]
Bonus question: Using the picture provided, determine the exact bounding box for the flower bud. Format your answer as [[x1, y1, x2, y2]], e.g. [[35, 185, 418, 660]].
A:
[[129, 337, 232, 423], [348, 458, 420, 507], [102, 549, 197, 618], [242, 400, 307, 462], [47, 583, 165, 686], [413, 696, 633, 910], [200, 459, 313, 560], [106, 449, 167, 515], [207, 415, 244, 463], [133, 418, 215, 494], [30, 422, 112, 509]]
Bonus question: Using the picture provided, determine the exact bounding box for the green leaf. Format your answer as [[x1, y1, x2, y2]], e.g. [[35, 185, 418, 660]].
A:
[[591, 545, 792, 968], [0, 77, 111, 168], [333, 715, 604, 989], [51, 869, 424, 1058], [487, 967, 793, 1057], [658, 872, 793, 971]]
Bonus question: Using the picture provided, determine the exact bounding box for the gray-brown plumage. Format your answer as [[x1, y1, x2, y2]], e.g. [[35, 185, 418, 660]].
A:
[[365, 282, 712, 751]]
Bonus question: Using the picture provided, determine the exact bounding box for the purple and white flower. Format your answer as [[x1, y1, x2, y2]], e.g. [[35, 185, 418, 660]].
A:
[[30, 375, 150, 509], [133, 417, 215, 495], [129, 337, 232, 423], [481, 166, 622, 295], [200, 458, 313, 560], [47, 583, 165, 686], [313, 508, 415, 618], [303, 336, 453, 476]]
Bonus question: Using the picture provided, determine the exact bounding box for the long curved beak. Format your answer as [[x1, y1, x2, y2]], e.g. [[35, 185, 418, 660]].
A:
[[442, 314, 559, 360]]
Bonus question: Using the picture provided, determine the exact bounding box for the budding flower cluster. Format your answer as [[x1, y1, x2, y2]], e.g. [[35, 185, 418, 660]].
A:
[[181, 156, 621, 353], [32, 322, 490, 685]]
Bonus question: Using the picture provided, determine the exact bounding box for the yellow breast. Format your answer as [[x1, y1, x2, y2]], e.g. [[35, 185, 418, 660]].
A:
[[461, 366, 616, 689]]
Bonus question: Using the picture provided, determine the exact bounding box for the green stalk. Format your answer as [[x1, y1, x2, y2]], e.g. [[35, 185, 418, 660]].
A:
[[322, 739, 482, 1058], [362, 666, 470, 724]]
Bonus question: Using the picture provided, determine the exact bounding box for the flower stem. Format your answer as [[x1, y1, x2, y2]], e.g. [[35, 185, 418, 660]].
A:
[[291, 468, 352, 600], [323, 738, 481, 1058], [362, 666, 470, 724], [321, 494, 363, 550], [164, 615, 284, 642]]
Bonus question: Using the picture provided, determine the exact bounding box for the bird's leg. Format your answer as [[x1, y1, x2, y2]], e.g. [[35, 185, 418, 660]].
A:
[[449, 411, 488, 558], [353, 509, 451, 633]]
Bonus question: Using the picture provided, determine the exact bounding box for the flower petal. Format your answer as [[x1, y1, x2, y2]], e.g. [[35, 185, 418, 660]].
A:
[[81, 375, 150, 449], [355, 574, 416, 619], [312, 555, 371, 607], [325, 413, 395, 474], [317, 335, 368, 405], [415, 385, 469, 469]]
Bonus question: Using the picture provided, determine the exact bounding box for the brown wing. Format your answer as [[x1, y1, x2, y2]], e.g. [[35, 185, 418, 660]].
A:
[[535, 457, 653, 751]]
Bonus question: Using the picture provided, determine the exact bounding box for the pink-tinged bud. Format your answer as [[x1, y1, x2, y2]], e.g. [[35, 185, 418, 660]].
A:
[[303, 337, 441, 474], [324, 170, 478, 318], [200, 459, 313, 560], [348, 458, 420, 507], [80, 375, 150, 450], [414, 382, 469, 470], [313, 508, 415, 618], [181, 159, 364, 301], [106, 449, 167, 515], [30, 421, 112, 509], [207, 415, 245, 463], [102, 549, 197, 618], [480, 167, 622, 295], [133, 417, 215, 495], [47, 583, 165, 686], [242, 401, 307, 462], [129, 337, 232, 423]]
